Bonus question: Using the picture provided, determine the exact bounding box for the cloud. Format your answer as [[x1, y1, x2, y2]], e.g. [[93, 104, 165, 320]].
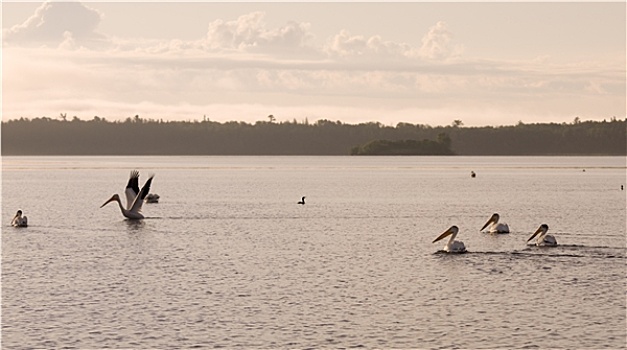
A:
[[3, 1, 106, 49], [204, 11, 315, 55], [324, 29, 417, 61], [419, 21, 455, 59], [324, 21, 462, 62], [3, 5, 624, 126]]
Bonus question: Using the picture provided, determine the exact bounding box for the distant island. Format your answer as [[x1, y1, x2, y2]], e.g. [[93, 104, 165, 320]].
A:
[[1, 116, 625, 156], [351, 133, 454, 155]]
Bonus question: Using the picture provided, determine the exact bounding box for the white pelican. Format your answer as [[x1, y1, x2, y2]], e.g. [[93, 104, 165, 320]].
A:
[[432, 225, 467, 253], [101, 170, 154, 220], [11, 210, 28, 227], [480, 213, 510, 233], [145, 193, 160, 203], [297, 196, 306, 205], [527, 224, 557, 247]]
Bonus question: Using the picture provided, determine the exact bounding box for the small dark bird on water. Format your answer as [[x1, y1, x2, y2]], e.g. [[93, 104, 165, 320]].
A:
[[471, 171, 476, 178], [297, 196, 306, 205]]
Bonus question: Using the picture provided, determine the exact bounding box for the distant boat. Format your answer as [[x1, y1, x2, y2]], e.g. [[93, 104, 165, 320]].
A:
[[101, 170, 154, 220], [145, 193, 160, 203], [297, 196, 306, 205], [11, 210, 28, 227]]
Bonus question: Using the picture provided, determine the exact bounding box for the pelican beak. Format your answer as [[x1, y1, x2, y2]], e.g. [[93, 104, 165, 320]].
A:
[[480, 215, 497, 231], [433, 227, 454, 243], [100, 196, 116, 208], [527, 226, 543, 242]]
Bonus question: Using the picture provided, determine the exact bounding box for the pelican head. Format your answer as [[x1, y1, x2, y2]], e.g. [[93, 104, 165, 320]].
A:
[[527, 224, 548, 242], [15, 210, 23, 217], [527, 224, 556, 246], [433, 225, 466, 253], [480, 213, 510, 233], [100, 194, 121, 208], [433, 225, 459, 243], [480, 213, 500, 231]]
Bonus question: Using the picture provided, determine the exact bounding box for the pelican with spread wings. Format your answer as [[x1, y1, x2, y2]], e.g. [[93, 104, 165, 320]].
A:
[[101, 170, 154, 220]]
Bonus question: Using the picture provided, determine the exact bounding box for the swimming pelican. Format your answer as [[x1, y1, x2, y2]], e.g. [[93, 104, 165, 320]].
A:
[[145, 193, 160, 203], [101, 170, 154, 220], [480, 213, 510, 233], [432, 225, 466, 253], [11, 210, 28, 227], [297, 196, 306, 205], [527, 224, 557, 247]]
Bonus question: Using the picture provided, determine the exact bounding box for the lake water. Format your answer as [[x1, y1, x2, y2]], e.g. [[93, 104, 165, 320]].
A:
[[2, 156, 625, 349]]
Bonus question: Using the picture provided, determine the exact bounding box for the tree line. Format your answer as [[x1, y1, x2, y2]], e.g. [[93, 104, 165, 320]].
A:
[[1, 115, 625, 156]]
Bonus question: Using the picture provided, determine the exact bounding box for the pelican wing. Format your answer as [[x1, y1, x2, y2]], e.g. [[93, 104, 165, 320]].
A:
[[542, 235, 557, 246], [125, 170, 140, 209], [129, 175, 154, 214]]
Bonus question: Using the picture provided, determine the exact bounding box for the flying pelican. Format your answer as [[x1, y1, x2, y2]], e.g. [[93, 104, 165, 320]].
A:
[[527, 224, 557, 247], [145, 193, 160, 203], [432, 225, 466, 253], [11, 210, 28, 227], [101, 170, 154, 220], [297, 196, 306, 205], [480, 213, 510, 233]]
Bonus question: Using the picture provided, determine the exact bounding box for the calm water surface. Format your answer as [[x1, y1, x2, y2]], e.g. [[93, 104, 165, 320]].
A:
[[2, 156, 626, 349]]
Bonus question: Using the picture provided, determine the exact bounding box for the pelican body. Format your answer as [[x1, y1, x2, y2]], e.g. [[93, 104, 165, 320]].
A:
[[11, 210, 28, 227], [145, 193, 160, 203], [297, 196, 306, 205], [480, 213, 510, 233], [527, 224, 557, 247], [101, 170, 154, 220], [433, 225, 466, 253]]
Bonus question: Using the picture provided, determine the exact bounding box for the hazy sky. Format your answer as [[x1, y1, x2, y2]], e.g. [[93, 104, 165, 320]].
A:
[[2, 1, 625, 126]]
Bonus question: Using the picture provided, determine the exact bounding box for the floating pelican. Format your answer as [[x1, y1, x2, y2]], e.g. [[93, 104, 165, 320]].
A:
[[11, 210, 28, 227], [527, 224, 557, 247], [297, 196, 306, 205], [471, 171, 476, 178], [480, 213, 510, 233], [145, 193, 160, 203], [432, 225, 466, 253], [101, 170, 154, 220]]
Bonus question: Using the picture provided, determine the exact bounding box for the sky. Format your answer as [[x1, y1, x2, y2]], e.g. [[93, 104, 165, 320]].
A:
[[2, 1, 625, 126]]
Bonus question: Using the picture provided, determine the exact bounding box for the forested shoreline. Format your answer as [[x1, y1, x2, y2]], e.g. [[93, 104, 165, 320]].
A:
[[351, 134, 455, 155], [1, 116, 625, 156]]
